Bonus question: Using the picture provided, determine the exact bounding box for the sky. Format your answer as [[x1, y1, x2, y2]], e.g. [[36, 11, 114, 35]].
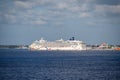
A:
[[0, 0, 120, 45]]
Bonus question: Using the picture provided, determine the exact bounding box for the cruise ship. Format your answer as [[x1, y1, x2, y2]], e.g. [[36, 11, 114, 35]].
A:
[[29, 37, 86, 50]]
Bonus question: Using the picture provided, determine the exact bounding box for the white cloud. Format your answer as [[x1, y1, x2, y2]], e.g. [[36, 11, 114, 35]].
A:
[[95, 5, 120, 16], [4, 14, 17, 23], [57, 3, 69, 9], [14, 1, 34, 9], [87, 21, 97, 26], [1, 0, 120, 26], [3, 0, 93, 25], [79, 12, 91, 17], [31, 20, 47, 25]]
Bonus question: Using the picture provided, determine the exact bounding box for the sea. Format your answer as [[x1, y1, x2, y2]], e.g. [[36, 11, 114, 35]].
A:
[[0, 49, 120, 80]]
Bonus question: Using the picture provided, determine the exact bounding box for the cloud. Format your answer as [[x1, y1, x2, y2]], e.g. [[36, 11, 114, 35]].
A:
[[79, 12, 91, 17], [0, 0, 120, 26], [94, 5, 120, 17], [94, 0, 120, 5], [31, 20, 47, 25], [57, 3, 69, 9], [14, 0, 34, 9], [2, 14, 17, 24]]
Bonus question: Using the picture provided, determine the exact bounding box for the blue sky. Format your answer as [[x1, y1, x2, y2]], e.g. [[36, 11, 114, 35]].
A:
[[0, 0, 120, 45]]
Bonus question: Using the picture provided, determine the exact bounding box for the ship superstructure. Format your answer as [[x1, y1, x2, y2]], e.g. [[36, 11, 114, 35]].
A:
[[29, 38, 86, 50]]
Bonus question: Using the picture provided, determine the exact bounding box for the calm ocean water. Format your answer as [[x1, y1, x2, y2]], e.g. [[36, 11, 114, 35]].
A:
[[0, 49, 120, 80]]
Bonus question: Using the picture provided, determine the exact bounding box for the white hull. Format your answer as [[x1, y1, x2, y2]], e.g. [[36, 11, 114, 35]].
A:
[[29, 38, 86, 51], [30, 47, 86, 51]]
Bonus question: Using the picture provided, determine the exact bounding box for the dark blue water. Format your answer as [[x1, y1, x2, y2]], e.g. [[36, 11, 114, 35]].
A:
[[0, 49, 120, 80]]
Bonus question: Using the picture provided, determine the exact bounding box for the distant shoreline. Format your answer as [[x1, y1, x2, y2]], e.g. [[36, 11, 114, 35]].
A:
[[0, 45, 28, 49], [0, 45, 120, 51]]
